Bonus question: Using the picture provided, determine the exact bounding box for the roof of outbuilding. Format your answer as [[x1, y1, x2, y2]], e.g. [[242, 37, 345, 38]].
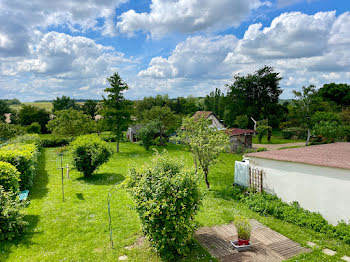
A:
[[225, 128, 255, 136], [246, 142, 350, 170], [192, 111, 213, 120]]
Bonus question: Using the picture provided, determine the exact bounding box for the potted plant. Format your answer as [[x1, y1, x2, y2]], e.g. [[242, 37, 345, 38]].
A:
[[234, 215, 252, 246]]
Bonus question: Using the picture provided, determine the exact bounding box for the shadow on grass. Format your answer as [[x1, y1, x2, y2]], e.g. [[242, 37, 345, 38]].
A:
[[75, 172, 125, 185], [76, 193, 85, 200], [0, 215, 40, 261], [30, 149, 49, 200]]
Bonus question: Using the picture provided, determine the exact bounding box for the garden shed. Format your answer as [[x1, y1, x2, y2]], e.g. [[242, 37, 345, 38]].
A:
[[126, 125, 141, 142], [192, 111, 225, 130], [244, 142, 350, 224], [225, 128, 255, 152]]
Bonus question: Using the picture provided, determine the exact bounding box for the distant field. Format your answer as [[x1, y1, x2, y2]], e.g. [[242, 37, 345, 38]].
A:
[[10, 102, 85, 112]]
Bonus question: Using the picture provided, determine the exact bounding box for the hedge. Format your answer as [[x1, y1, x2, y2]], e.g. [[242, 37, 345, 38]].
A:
[[0, 161, 20, 193], [0, 143, 39, 190], [41, 137, 73, 147], [231, 186, 350, 244], [281, 127, 307, 139]]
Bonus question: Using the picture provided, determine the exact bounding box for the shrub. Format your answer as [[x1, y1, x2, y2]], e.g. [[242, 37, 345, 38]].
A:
[[0, 143, 39, 190], [138, 121, 158, 150], [126, 151, 202, 261], [312, 121, 344, 143], [281, 127, 307, 139], [0, 185, 28, 240], [256, 125, 271, 143], [69, 134, 113, 177], [0, 123, 25, 141], [9, 134, 41, 147], [41, 137, 73, 147], [26, 122, 41, 134], [234, 215, 251, 240], [0, 161, 20, 193], [257, 147, 267, 152]]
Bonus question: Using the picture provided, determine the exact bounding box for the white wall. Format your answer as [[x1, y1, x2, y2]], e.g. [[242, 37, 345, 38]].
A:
[[248, 157, 350, 225]]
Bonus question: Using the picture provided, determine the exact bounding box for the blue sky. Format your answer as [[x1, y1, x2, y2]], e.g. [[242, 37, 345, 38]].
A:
[[0, 0, 349, 101]]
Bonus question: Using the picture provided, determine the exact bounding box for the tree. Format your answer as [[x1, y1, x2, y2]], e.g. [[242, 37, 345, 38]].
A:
[[235, 115, 249, 129], [138, 121, 158, 150], [225, 66, 282, 128], [293, 85, 319, 145], [52, 96, 80, 112], [18, 105, 50, 133], [204, 88, 225, 119], [318, 83, 350, 107], [175, 116, 229, 189], [102, 72, 132, 152], [0, 100, 11, 122], [142, 106, 178, 146], [46, 109, 94, 137], [82, 100, 99, 119]]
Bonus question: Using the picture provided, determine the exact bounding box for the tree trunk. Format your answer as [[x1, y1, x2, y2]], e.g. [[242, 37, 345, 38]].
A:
[[159, 131, 164, 146], [204, 170, 210, 189], [117, 141, 119, 153], [194, 155, 198, 174], [306, 128, 310, 146]]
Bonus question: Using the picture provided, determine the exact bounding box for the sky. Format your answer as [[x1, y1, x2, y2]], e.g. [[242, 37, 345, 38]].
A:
[[0, 0, 349, 102]]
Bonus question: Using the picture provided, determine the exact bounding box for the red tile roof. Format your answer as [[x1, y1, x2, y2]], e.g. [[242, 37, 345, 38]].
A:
[[246, 142, 350, 170], [192, 111, 213, 120], [225, 128, 255, 136]]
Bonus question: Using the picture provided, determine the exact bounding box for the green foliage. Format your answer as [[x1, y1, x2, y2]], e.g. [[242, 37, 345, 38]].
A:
[[311, 111, 341, 126], [256, 125, 271, 143], [225, 66, 282, 127], [0, 123, 25, 141], [18, 105, 50, 133], [41, 137, 73, 147], [0, 143, 39, 190], [9, 134, 41, 147], [257, 147, 267, 152], [47, 109, 94, 137], [52, 96, 81, 112], [234, 215, 251, 240], [318, 83, 350, 107], [26, 122, 41, 134], [175, 116, 229, 189], [126, 151, 202, 261], [281, 127, 307, 139], [69, 134, 113, 177], [0, 185, 28, 241], [102, 72, 132, 152], [138, 121, 158, 150], [340, 107, 350, 125], [0, 161, 20, 193], [142, 106, 179, 146], [0, 100, 11, 122], [235, 115, 249, 129], [203, 88, 225, 120], [82, 99, 99, 119], [312, 120, 344, 143]]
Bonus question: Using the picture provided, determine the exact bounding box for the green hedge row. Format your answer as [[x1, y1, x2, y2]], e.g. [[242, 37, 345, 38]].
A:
[[0, 143, 39, 190], [41, 137, 73, 147], [231, 186, 350, 244]]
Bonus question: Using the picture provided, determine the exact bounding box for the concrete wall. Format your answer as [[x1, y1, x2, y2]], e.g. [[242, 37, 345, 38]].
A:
[[248, 157, 350, 225]]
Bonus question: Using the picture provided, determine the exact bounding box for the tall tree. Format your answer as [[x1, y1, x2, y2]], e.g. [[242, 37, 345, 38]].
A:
[[142, 106, 178, 146], [204, 88, 225, 119], [292, 85, 319, 145], [317, 83, 350, 107], [52, 96, 80, 112], [82, 99, 99, 119], [18, 105, 50, 133], [102, 72, 132, 152], [225, 66, 282, 127]]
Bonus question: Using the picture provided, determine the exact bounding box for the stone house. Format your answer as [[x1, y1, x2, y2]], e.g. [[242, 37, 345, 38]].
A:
[[225, 128, 255, 152]]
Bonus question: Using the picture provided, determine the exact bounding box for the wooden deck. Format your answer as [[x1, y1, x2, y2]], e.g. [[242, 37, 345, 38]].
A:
[[195, 220, 310, 261]]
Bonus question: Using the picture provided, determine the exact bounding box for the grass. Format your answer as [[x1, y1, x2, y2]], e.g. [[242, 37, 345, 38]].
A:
[[252, 129, 305, 144], [1, 142, 349, 261]]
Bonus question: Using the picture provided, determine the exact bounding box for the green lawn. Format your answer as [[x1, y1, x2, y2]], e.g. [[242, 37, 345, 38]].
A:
[[252, 129, 305, 144], [0, 142, 349, 261]]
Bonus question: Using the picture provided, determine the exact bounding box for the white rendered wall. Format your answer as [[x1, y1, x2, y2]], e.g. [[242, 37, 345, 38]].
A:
[[248, 157, 350, 225]]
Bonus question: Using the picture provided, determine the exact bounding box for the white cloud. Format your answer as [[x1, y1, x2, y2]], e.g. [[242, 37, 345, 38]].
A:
[[117, 0, 267, 37], [139, 11, 350, 98]]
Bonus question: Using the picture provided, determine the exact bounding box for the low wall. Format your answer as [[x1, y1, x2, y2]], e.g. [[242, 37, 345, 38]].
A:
[[248, 157, 350, 225]]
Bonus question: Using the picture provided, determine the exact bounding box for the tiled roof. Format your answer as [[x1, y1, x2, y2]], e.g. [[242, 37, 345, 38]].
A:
[[192, 111, 213, 120], [246, 142, 350, 170], [225, 128, 255, 136]]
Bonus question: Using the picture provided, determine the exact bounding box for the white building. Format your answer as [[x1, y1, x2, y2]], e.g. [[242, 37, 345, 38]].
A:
[[244, 143, 350, 225]]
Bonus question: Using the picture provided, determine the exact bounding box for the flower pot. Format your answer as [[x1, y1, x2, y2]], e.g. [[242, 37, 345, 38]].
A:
[[238, 239, 250, 246]]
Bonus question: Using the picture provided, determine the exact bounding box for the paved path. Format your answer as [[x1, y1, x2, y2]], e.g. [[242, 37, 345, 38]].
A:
[[253, 142, 306, 151], [195, 219, 310, 262]]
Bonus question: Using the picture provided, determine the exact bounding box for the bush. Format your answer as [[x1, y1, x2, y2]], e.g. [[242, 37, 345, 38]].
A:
[[26, 122, 41, 134], [126, 151, 202, 261], [235, 115, 249, 129], [257, 147, 267, 152], [312, 121, 344, 143], [281, 127, 307, 139], [0, 185, 28, 240], [69, 134, 113, 177], [0, 161, 20, 193], [0, 143, 39, 190], [256, 125, 271, 143], [0, 123, 25, 141], [41, 137, 73, 147], [9, 134, 41, 147]]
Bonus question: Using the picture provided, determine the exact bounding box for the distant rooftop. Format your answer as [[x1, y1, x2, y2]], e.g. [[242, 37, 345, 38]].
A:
[[192, 111, 214, 120], [225, 128, 255, 136], [246, 142, 350, 170]]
